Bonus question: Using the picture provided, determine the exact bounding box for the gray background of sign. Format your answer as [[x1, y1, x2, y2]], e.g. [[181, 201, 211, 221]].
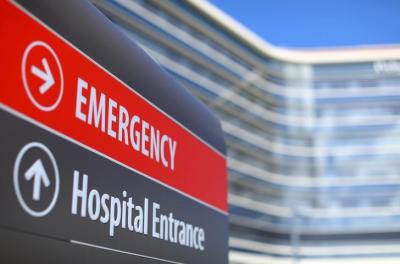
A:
[[0, 110, 228, 263]]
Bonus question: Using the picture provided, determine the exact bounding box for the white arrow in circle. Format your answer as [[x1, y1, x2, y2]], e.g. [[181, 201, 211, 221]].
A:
[[24, 159, 51, 201], [30, 58, 55, 94]]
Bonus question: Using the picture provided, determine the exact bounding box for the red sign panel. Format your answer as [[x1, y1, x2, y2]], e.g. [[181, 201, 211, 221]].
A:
[[0, 1, 227, 212]]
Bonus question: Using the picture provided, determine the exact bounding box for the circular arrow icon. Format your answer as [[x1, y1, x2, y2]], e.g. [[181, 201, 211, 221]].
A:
[[14, 142, 60, 217], [21, 41, 64, 112]]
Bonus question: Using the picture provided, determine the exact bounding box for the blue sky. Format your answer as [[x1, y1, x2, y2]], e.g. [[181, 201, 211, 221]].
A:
[[210, 0, 400, 49]]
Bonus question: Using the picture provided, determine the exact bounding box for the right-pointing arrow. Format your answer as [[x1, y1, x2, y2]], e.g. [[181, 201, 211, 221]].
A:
[[31, 57, 55, 95], [24, 159, 51, 201]]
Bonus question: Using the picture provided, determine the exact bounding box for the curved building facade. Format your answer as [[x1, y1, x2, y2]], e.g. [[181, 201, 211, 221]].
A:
[[92, 0, 400, 263]]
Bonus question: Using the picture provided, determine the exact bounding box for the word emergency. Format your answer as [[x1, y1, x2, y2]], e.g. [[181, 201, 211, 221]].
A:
[[75, 77, 177, 171]]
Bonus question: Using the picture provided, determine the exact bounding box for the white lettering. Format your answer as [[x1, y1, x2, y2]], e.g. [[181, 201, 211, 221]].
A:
[[141, 120, 149, 157], [87, 86, 106, 132], [71, 170, 87, 217], [152, 202, 160, 239], [88, 189, 101, 220], [118, 105, 129, 145], [75, 78, 178, 171], [75, 78, 88, 122], [160, 135, 169, 168], [169, 138, 177, 171], [107, 97, 117, 138]]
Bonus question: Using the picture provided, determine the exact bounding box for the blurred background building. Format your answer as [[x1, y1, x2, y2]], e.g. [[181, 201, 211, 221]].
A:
[[92, 0, 400, 263]]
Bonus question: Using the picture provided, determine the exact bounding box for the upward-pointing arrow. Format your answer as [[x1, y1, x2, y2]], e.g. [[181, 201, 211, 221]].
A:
[[24, 159, 51, 201], [31, 58, 55, 95]]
